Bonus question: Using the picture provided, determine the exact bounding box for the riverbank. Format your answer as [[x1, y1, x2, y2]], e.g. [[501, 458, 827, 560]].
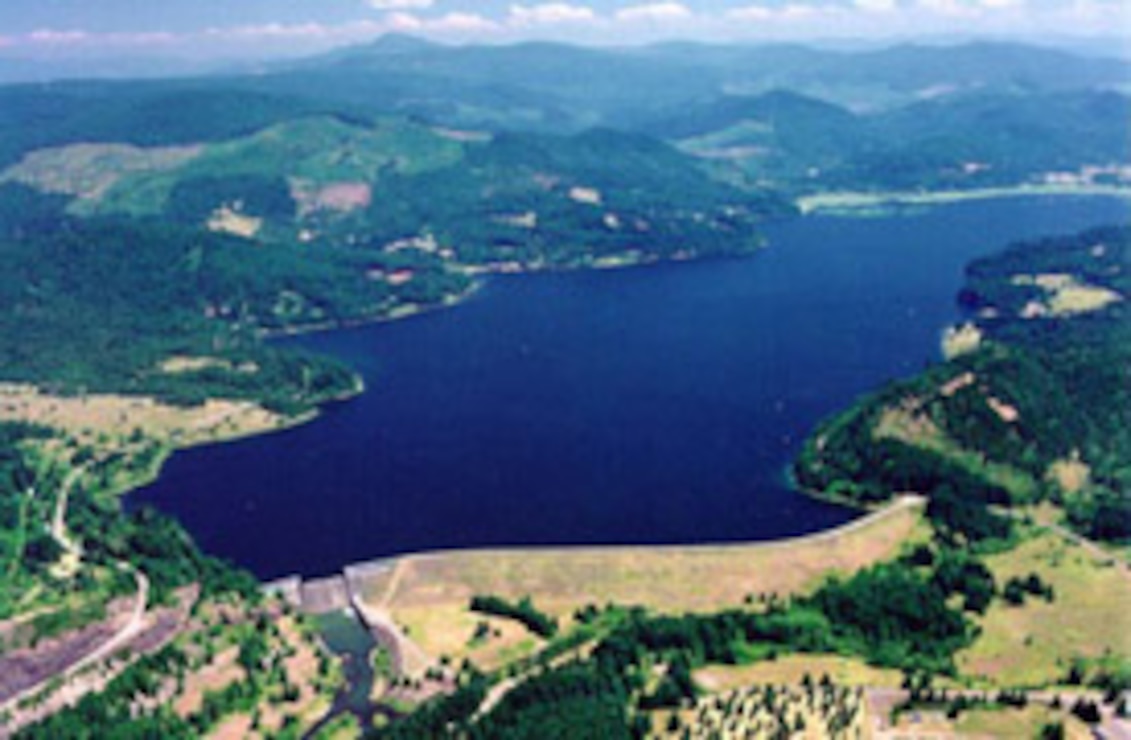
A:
[[797, 184, 1131, 215]]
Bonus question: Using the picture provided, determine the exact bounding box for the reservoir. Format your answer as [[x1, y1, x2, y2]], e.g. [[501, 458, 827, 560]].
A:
[[132, 197, 1128, 579]]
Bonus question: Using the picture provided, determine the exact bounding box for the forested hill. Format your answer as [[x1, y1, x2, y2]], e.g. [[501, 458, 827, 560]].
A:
[[796, 225, 1130, 544], [273, 37, 1129, 125], [647, 89, 1131, 192], [1, 39, 1128, 201]]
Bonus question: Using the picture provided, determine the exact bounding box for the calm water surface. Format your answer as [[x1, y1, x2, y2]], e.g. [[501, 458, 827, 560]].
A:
[[132, 197, 1129, 579]]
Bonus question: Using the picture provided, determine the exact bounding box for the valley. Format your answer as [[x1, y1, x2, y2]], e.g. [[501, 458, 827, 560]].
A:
[[0, 32, 1127, 740]]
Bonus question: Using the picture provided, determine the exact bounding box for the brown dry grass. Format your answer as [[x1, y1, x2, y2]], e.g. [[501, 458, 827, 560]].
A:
[[952, 705, 1093, 739], [174, 647, 243, 717], [208, 713, 253, 740], [696, 655, 903, 693], [395, 607, 541, 671], [257, 617, 332, 735], [357, 500, 926, 666], [958, 530, 1131, 687], [1047, 457, 1091, 494], [0, 383, 289, 449]]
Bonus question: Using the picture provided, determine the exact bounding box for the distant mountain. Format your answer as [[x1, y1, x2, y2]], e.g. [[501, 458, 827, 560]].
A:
[[642, 87, 1131, 192], [641, 89, 861, 143], [0, 37, 1126, 200], [0, 54, 234, 85], [277, 36, 1130, 123], [0, 82, 360, 168]]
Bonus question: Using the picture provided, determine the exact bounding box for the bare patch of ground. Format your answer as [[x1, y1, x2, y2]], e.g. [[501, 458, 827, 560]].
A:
[[0, 143, 200, 201], [292, 180, 372, 216], [207, 206, 263, 239], [0, 595, 131, 704], [1012, 272, 1123, 316], [256, 617, 333, 734], [158, 356, 259, 376], [942, 323, 983, 360], [0, 383, 290, 448], [174, 646, 243, 717], [2, 585, 195, 736], [1047, 456, 1091, 495]]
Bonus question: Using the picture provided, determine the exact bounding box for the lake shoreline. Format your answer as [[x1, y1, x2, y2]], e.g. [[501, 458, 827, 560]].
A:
[[797, 184, 1131, 215], [128, 195, 1129, 582]]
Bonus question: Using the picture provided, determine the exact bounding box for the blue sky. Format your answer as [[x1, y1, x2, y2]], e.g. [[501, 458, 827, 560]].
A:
[[0, 0, 1126, 57]]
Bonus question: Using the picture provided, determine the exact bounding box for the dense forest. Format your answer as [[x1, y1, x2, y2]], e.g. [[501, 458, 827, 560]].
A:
[[797, 225, 1130, 543], [0, 184, 363, 409]]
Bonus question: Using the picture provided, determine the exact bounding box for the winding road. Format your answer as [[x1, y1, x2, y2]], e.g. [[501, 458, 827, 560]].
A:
[[0, 462, 151, 727]]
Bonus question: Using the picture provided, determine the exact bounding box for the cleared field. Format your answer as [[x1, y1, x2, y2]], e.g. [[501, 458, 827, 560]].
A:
[[393, 608, 543, 672], [356, 498, 927, 665], [696, 655, 903, 693], [958, 529, 1131, 687], [953, 705, 1092, 739], [0, 383, 293, 449]]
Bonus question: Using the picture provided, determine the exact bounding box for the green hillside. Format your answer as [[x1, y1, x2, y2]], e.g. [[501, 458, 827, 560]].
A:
[[655, 89, 1131, 192], [4, 115, 786, 272], [796, 225, 1131, 543]]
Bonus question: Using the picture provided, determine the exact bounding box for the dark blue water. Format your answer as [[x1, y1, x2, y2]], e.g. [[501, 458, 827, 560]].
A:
[[132, 197, 1129, 579]]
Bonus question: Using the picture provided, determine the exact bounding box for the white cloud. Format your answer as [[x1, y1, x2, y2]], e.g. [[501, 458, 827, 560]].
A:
[[27, 29, 91, 44], [916, 0, 979, 16], [431, 12, 503, 32], [979, 0, 1024, 9], [208, 22, 332, 39], [508, 3, 598, 26], [855, 0, 898, 12], [726, 5, 775, 20], [10, 0, 1127, 55], [727, 3, 842, 22], [105, 31, 178, 45], [384, 11, 425, 31], [615, 2, 693, 22], [366, 0, 434, 9]]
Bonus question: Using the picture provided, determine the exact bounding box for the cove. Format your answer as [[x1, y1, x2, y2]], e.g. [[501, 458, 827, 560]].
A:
[[131, 197, 1129, 580]]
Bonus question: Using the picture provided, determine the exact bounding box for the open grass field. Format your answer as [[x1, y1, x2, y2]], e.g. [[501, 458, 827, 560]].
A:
[[696, 655, 904, 694], [355, 498, 927, 666], [0, 383, 292, 449], [958, 528, 1131, 687], [952, 705, 1093, 739], [879, 704, 1093, 740]]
